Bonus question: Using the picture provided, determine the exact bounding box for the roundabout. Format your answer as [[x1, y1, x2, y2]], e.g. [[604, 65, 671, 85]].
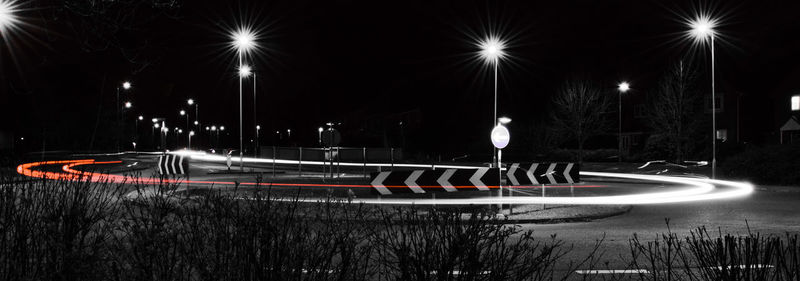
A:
[[15, 156, 754, 206]]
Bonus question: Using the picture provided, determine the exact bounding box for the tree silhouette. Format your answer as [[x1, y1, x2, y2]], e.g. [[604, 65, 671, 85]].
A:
[[549, 78, 610, 163], [647, 61, 703, 163]]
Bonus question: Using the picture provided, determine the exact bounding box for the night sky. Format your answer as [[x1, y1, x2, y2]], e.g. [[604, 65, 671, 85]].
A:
[[2, 0, 800, 159]]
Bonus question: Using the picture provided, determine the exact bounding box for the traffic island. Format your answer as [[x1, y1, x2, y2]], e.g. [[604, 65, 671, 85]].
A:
[[502, 204, 632, 224]]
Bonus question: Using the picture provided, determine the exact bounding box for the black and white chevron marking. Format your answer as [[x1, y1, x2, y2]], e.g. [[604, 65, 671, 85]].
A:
[[157, 154, 189, 175], [370, 168, 500, 195], [505, 163, 579, 185]]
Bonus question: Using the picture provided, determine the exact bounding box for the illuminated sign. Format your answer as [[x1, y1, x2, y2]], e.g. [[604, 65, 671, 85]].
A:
[[491, 125, 510, 149]]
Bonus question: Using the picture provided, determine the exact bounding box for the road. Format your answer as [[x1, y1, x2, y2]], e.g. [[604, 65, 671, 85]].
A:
[[524, 187, 800, 273]]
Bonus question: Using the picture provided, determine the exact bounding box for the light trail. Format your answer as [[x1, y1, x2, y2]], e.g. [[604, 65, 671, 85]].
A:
[[16, 158, 754, 205]]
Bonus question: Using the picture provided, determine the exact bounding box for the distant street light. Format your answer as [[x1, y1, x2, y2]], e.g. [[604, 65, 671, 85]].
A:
[[124, 101, 132, 108], [231, 27, 257, 172], [477, 35, 507, 168], [255, 125, 261, 156], [187, 98, 199, 131], [180, 110, 189, 147], [188, 130, 195, 149], [686, 13, 719, 178], [617, 81, 631, 163], [318, 127, 324, 145], [134, 115, 144, 144]]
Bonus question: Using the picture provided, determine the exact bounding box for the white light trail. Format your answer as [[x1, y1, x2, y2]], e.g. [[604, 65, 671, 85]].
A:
[[179, 151, 754, 205]]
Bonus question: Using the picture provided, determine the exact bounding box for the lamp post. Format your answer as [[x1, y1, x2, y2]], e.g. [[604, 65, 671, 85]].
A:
[[135, 115, 143, 147], [253, 72, 258, 156], [477, 36, 507, 167], [617, 82, 630, 163], [180, 110, 188, 148], [116, 81, 131, 152], [687, 15, 719, 178], [187, 98, 198, 131], [210, 125, 217, 149], [239, 65, 253, 156], [256, 125, 261, 156], [232, 28, 256, 172], [318, 127, 324, 146], [492, 117, 511, 210], [189, 131, 195, 149]]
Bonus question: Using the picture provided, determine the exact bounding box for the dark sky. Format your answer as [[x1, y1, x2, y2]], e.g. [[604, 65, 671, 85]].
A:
[[2, 0, 800, 157]]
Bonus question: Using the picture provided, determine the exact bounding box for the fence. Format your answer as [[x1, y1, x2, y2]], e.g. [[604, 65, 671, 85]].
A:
[[258, 146, 406, 179]]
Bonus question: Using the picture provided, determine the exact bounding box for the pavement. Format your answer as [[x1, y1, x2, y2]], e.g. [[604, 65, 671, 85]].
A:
[[521, 185, 800, 274]]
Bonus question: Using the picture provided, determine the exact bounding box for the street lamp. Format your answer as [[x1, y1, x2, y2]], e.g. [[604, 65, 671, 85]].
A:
[[187, 98, 199, 131], [124, 101, 132, 108], [116, 81, 132, 152], [318, 127, 324, 145], [255, 125, 261, 156], [134, 115, 144, 144], [477, 35, 507, 167], [686, 14, 719, 178], [188, 131, 195, 149], [0, 0, 20, 33], [231, 27, 257, 172], [617, 81, 630, 163], [180, 109, 188, 147]]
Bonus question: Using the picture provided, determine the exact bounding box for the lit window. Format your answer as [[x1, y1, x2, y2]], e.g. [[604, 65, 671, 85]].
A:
[[792, 95, 800, 111]]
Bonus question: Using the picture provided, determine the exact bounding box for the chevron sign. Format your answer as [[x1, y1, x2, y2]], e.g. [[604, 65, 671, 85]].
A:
[[157, 154, 189, 175], [370, 168, 500, 195], [505, 163, 579, 185]]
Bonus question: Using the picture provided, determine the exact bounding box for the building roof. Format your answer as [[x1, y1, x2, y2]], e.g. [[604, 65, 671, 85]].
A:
[[780, 116, 800, 131]]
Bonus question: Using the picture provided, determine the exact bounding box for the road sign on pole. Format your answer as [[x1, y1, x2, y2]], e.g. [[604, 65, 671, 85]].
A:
[[491, 124, 510, 149]]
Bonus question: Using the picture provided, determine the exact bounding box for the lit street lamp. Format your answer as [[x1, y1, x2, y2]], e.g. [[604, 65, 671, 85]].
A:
[[134, 115, 144, 145], [0, 0, 20, 33], [477, 36, 507, 168], [232, 27, 257, 171], [617, 82, 630, 163], [187, 98, 199, 131], [180, 109, 189, 145], [255, 125, 261, 156], [188, 131, 195, 149], [116, 81, 132, 152], [686, 14, 719, 178], [318, 127, 324, 146]]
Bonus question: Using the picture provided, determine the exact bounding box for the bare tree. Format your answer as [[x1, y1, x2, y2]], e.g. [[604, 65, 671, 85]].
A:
[[550, 78, 610, 163], [35, 0, 182, 72], [647, 61, 701, 163]]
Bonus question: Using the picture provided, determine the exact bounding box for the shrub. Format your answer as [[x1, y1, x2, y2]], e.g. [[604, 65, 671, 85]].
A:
[[720, 145, 800, 185]]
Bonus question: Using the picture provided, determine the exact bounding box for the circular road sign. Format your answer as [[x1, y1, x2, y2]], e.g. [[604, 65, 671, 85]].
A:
[[491, 125, 510, 149]]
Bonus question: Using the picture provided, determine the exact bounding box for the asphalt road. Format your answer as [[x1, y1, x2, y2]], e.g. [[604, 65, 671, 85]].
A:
[[524, 187, 800, 271]]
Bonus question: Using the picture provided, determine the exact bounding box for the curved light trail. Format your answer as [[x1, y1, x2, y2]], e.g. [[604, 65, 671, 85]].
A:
[[16, 158, 754, 205]]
